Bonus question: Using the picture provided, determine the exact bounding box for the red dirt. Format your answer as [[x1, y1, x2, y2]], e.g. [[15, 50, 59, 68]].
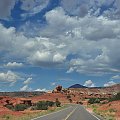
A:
[[98, 100, 120, 119], [32, 93, 70, 103]]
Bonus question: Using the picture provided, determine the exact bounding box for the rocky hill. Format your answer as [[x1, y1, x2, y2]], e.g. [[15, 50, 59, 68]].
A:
[[68, 84, 120, 99]]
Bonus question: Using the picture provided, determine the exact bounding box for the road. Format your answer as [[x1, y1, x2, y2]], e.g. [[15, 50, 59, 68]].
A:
[[32, 105, 102, 120]]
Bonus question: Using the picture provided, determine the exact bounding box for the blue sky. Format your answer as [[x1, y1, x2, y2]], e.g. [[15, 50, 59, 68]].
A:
[[0, 0, 120, 92]]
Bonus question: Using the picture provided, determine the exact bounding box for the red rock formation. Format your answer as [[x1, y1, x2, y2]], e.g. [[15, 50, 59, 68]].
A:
[[52, 85, 62, 93], [56, 85, 62, 92]]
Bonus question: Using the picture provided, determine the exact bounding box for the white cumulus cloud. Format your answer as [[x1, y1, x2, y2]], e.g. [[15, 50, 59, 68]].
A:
[[53, 53, 66, 63], [104, 81, 116, 87], [111, 75, 120, 80], [20, 85, 32, 91], [4, 62, 23, 68], [23, 77, 32, 85], [51, 82, 56, 86], [0, 5, 120, 76], [35, 88, 48, 92], [0, 71, 20, 85], [84, 80, 95, 87]]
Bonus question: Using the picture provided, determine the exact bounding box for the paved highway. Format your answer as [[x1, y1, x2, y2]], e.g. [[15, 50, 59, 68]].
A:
[[32, 105, 102, 120]]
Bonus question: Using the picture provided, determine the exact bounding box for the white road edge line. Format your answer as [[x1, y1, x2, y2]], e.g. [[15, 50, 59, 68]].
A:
[[64, 107, 77, 120], [83, 106, 101, 120], [31, 106, 72, 120], [90, 113, 101, 120]]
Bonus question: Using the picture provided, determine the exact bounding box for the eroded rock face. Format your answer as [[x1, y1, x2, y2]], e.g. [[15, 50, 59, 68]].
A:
[[52, 85, 63, 93], [56, 85, 62, 92], [0, 96, 32, 107]]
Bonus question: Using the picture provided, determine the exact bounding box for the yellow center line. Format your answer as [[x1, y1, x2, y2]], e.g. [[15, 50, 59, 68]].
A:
[[64, 107, 78, 120]]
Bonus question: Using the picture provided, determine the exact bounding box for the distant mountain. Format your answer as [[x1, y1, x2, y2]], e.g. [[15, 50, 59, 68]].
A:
[[69, 83, 120, 92], [69, 84, 87, 88]]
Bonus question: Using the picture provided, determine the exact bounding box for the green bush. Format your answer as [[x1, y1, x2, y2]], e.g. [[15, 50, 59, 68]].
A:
[[14, 104, 29, 111], [5, 104, 14, 110], [36, 101, 48, 110], [109, 92, 120, 102], [32, 100, 60, 110], [30, 106, 37, 110], [88, 98, 110, 104], [46, 101, 55, 107], [55, 98, 61, 107], [88, 98, 100, 104]]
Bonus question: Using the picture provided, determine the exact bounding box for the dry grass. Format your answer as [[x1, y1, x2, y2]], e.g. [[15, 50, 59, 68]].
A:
[[0, 105, 68, 120], [88, 104, 116, 120]]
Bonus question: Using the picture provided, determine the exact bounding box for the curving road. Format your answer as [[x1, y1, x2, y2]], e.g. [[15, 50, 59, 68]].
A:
[[32, 105, 102, 120]]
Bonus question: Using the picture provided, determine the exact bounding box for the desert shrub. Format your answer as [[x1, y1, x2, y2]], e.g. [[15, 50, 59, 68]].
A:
[[14, 104, 29, 111], [55, 98, 61, 107], [46, 101, 55, 107], [5, 104, 14, 110], [31, 106, 37, 110], [88, 98, 109, 104], [68, 98, 72, 103], [56, 101, 61, 107], [2, 115, 11, 120], [88, 98, 100, 104], [109, 92, 120, 102], [109, 108, 117, 113], [67, 95, 71, 99], [32, 100, 58, 110], [36, 101, 48, 110]]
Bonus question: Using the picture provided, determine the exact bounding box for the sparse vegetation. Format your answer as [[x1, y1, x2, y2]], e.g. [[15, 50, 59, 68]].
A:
[[88, 96, 120, 120], [88, 98, 100, 104], [36, 101, 48, 110], [109, 108, 117, 113], [1, 104, 68, 120], [88, 98, 108, 104], [109, 92, 120, 102], [55, 98, 61, 107], [5, 104, 14, 111], [88, 104, 116, 120], [6, 104, 30, 111], [2, 114, 12, 120], [33, 100, 61, 110], [46, 101, 55, 107], [5, 100, 61, 112], [14, 104, 29, 111]]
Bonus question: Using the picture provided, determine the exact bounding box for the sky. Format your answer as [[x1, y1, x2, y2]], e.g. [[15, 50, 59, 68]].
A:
[[0, 0, 120, 92]]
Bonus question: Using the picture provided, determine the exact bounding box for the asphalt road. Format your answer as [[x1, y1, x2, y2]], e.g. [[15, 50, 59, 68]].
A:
[[32, 105, 102, 120]]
